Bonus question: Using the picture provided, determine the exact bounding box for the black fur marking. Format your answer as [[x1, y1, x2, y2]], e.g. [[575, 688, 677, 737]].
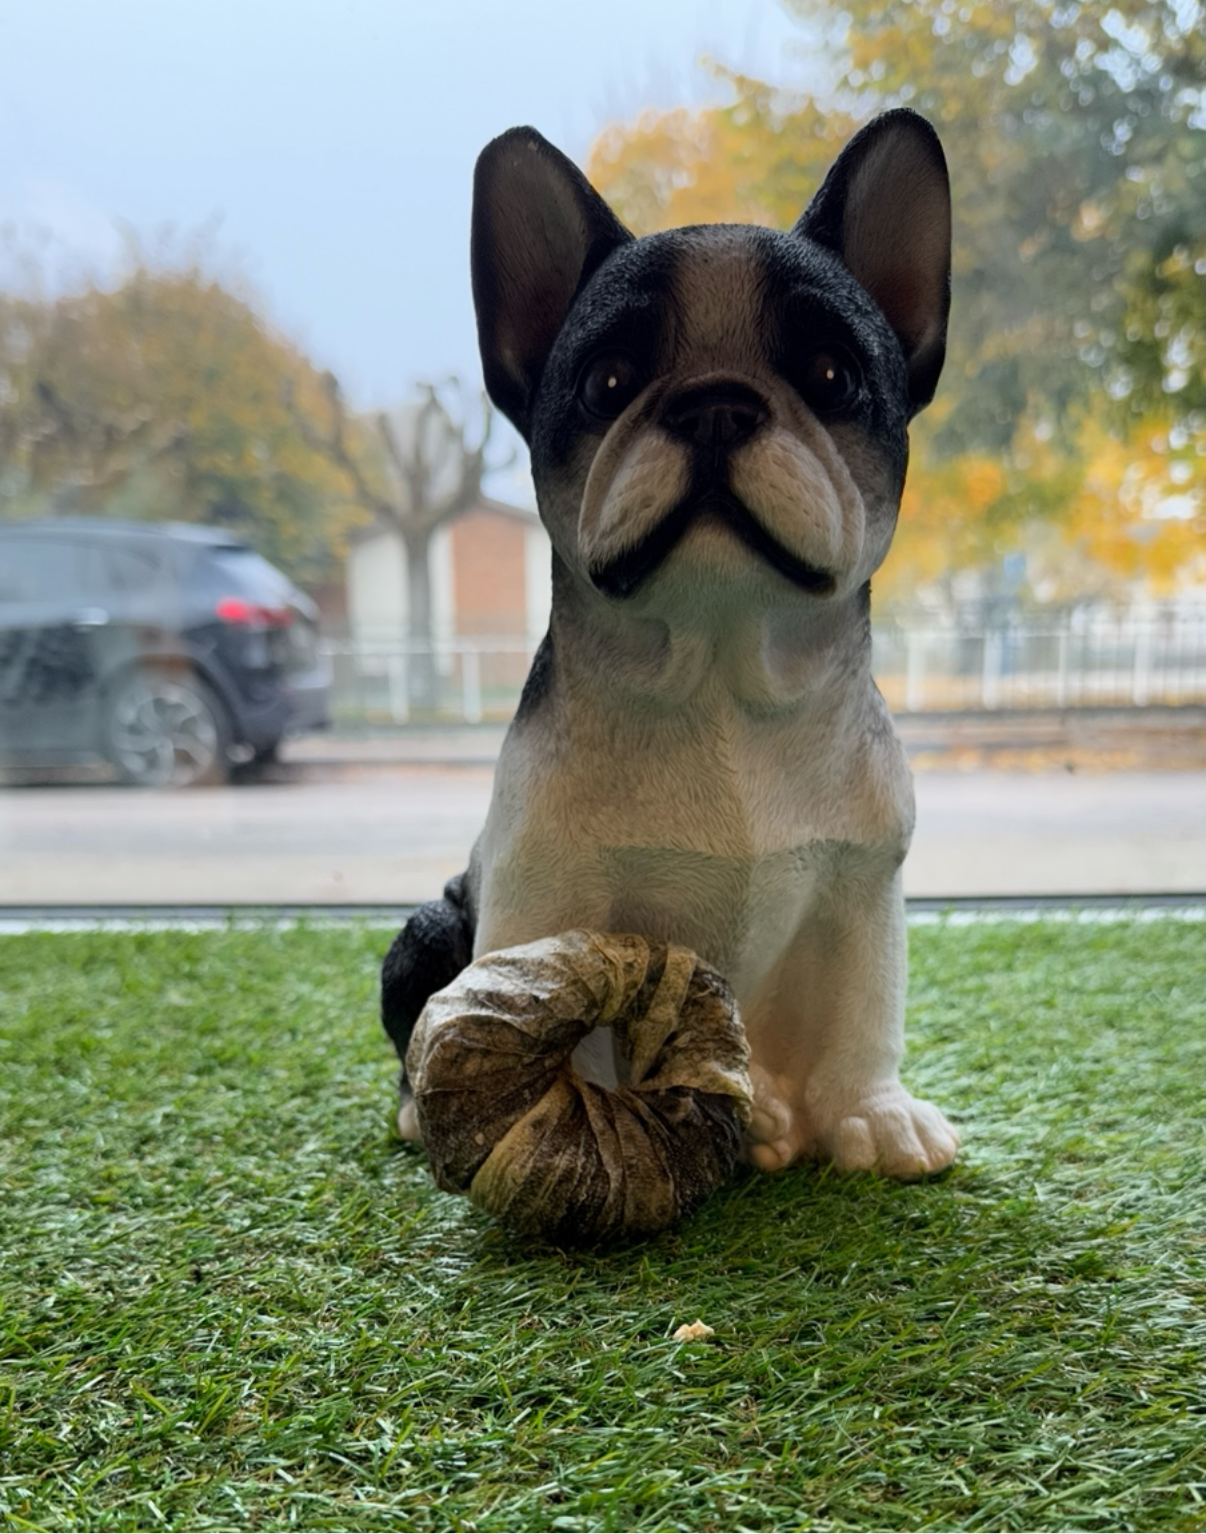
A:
[[381, 872, 477, 1093], [471, 128, 633, 440], [513, 631, 555, 725], [755, 240, 911, 464], [530, 237, 677, 470], [791, 109, 950, 415], [589, 489, 837, 600]]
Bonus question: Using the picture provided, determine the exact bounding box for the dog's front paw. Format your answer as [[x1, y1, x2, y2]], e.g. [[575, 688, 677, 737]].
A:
[[819, 1087, 958, 1179], [745, 1065, 796, 1172], [396, 1094, 422, 1142]]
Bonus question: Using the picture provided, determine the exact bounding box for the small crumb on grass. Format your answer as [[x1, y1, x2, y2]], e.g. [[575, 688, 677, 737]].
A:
[[672, 1318, 715, 1342]]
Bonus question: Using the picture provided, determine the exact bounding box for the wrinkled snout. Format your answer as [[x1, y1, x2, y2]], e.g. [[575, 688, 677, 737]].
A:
[[660, 381, 769, 451]]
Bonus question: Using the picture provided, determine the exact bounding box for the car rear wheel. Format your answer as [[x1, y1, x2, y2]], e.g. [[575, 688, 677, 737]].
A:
[[105, 670, 230, 787]]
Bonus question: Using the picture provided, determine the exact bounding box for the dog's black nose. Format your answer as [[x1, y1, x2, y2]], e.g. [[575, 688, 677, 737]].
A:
[[661, 383, 768, 448]]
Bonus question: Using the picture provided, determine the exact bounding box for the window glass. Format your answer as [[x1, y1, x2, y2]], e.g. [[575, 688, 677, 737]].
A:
[[0, 540, 83, 603], [90, 543, 163, 596], [204, 546, 293, 601]]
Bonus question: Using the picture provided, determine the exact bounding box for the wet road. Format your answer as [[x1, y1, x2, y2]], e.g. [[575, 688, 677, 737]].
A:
[[1, 765, 1203, 904]]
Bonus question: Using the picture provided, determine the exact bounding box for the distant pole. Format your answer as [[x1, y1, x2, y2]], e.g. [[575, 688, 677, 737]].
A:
[[906, 630, 926, 713], [982, 630, 1002, 710], [1056, 626, 1069, 708], [1132, 622, 1152, 707], [462, 646, 483, 724]]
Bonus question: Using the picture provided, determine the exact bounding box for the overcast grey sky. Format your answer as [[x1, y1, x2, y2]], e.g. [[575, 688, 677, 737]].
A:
[[0, 0, 812, 415]]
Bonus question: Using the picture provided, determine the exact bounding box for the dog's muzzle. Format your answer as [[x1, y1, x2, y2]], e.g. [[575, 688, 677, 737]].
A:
[[589, 488, 838, 600], [588, 381, 839, 599]]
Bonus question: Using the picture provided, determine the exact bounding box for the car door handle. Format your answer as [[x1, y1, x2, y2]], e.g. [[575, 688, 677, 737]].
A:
[[71, 608, 110, 628]]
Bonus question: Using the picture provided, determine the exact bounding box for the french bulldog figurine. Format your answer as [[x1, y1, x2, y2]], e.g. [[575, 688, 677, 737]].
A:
[[384, 108, 959, 1180]]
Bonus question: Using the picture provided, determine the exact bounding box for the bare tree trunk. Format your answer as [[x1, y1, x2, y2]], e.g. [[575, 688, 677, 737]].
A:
[[283, 376, 512, 718], [403, 528, 438, 712]]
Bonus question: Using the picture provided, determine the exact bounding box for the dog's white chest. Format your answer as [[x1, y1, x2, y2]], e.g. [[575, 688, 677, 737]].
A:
[[475, 678, 911, 998], [593, 839, 822, 994]]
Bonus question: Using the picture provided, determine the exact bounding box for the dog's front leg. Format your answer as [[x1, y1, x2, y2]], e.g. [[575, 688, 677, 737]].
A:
[[381, 869, 477, 1141], [746, 868, 959, 1179]]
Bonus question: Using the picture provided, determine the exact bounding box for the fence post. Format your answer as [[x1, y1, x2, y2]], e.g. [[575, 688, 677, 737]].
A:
[[1132, 622, 1152, 707], [905, 631, 925, 712], [462, 647, 483, 724], [1056, 627, 1069, 708], [388, 652, 409, 724], [981, 630, 1002, 709]]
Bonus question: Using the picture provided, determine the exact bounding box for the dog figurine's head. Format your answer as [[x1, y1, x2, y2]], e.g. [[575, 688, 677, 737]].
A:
[[472, 109, 949, 624]]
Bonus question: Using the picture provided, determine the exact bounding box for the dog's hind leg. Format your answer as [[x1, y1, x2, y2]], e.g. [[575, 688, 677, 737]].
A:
[[381, 869, 476, 1140]]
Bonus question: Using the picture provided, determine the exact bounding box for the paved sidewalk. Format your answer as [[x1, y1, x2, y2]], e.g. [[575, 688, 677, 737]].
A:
[[906, 771, 1205, 899], [284, 727, 508, 766], [285, 706, 1206, 774], [1, 765, 1202, 905]]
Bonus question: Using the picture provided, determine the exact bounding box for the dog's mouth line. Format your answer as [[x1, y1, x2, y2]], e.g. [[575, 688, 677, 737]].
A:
[[588, 492, 837, 600]]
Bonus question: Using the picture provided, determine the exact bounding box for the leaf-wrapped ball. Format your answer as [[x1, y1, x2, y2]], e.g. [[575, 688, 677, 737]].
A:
[[406, 929, 752, 1243]]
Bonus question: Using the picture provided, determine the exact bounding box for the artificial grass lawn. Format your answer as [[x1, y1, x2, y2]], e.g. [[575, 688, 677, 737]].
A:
[[0, 920, 1203, 1533]]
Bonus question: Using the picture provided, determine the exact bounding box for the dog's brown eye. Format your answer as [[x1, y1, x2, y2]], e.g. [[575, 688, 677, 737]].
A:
[[798, 347, 861, 414], [578, 353, 642, 422]]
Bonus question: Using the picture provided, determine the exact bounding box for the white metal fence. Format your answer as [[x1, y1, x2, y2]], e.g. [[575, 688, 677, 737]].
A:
[[324, 635, 535, 725], [323, 608, 1206, 725], [872, 608, 1206, 713]]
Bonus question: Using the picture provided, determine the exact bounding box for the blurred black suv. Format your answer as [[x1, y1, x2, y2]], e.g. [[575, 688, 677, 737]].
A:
[[0, 518, 331, 786]]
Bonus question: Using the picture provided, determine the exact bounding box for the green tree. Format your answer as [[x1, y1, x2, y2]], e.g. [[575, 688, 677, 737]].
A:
[[786, 0, 1206, 452], [0, 258, 362, 581]]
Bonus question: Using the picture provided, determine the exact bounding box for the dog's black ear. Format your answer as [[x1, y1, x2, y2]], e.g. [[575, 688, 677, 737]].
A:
[[472, 127, 632, 440], [795, 109, 951, 415]]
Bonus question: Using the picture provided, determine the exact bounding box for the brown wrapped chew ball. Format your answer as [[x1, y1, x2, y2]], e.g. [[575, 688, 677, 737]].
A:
[[406, 930, 753, 1243]]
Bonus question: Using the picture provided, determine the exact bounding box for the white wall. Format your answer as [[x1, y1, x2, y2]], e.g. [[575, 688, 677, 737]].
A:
[[431, 524, 455, 642], [524, 521, 552, 641], [347, 531, 405, 643]]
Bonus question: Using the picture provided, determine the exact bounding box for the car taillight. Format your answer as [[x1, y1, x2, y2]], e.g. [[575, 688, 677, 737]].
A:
[[215, 597, 295, 628]]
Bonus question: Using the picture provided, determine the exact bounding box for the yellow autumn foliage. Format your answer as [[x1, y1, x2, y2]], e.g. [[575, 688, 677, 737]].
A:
[[585, 88, 1204, 606]]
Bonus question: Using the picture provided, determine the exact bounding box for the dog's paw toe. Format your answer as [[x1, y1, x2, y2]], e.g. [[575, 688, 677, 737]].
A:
[[828, 1090, 958, 1179], [747, 1134, 795, 1173], [746, 1067, 797, 1171], [396, 1097, 422, 1142]]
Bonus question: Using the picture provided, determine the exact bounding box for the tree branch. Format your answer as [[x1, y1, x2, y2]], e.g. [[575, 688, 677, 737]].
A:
[[284, 373, 396, 526]]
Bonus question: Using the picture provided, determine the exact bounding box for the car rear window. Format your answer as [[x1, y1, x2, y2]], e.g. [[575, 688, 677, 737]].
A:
[[204, 546, 293, 602], [82, 542, 165, 595]]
